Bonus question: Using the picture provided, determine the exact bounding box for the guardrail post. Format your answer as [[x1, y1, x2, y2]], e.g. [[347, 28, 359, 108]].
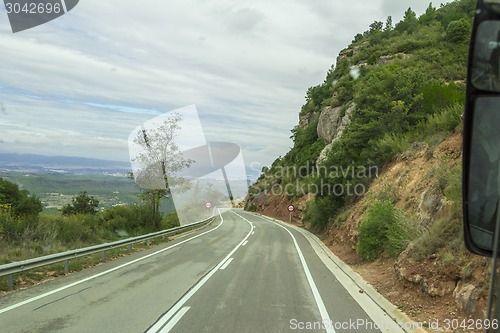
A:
[[101, 250, 106, 261], [7, 274, 13, 290], [146, 239, 151, 246], [64, 260, 69, 274], [128, 244, 132, 252]]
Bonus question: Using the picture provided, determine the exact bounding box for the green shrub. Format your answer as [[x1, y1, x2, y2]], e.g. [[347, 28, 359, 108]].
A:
[[426, 103, 463, 133], [357, 200, 411, 261], [0, 210, 21, 241], [162, 212, 180, 229], [445, 18, 472, 44], [303, 195, 342, 231], [375, 103, 463, 163], [59, 214, 97, 244], [61, 191, 99, 216], [100, 204, 146, 233]]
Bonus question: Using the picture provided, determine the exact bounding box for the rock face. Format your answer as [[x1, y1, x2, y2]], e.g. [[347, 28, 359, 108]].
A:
[[454, 283, 484, 318], [316, 103, 355, 165], [336, 47, 353, 64], [317, 106, 343, 144], [299, 111, 320, 130], [378, 52, 411, 65]]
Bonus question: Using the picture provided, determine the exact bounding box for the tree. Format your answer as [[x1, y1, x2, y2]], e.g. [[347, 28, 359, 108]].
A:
[[395, 8, 418, 34], [446, 18, 471, 44], [369, 21, 384, 33], [419, 3, 437, 25], [384, 16, 393, 32], [0, 177, 42, 216], [62, 191, 99, 215], [16, 190, 43, 216], [131, 113, 192, 229], [352, 33, 363, 44]]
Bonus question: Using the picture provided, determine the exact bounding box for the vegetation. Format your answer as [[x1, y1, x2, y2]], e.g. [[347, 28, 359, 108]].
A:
[[253, 0, 473, 231], [61, 191, 99, 215], [0, 171, 144, 211], [0, 175, 183, 269], [0, 177, 43, 217], [357, 200, 413, 261], [0, 113, 194, 271], [247, 0, 474, 266]]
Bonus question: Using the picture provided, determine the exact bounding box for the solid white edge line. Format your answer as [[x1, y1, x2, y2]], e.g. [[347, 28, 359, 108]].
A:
[[233, 211, 336, 333], [0, 212, 225, 315], [146, 209, 253, 333], [160, 306, 190, 333], [220, 258, 234, 270], [257, 214, 413, 333]]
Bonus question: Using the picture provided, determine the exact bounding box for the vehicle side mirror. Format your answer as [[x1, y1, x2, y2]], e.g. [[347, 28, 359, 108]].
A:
[[463, 97, 500, 256], [463, 0, 500, 257]]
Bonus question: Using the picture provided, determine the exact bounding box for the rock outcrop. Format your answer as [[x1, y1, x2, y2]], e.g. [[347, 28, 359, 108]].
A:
[[317, 106, 343, 144], [316, 103, 355, 165]]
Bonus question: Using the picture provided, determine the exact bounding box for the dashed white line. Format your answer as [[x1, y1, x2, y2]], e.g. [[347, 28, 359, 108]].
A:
[[242, 240, 248, 246], [220, 258, 234, 270], [146, 212, 253, 333]]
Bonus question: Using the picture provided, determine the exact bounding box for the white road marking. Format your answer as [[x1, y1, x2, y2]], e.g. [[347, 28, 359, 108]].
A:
[[242, 240, 248, 246], [235, 211, 336, 333], [146, 212, 253, 333], [286, 223, 408, 333], [220, 258, 234, 270], [0, 213, 225, 315], [159, 306, 190, 333]]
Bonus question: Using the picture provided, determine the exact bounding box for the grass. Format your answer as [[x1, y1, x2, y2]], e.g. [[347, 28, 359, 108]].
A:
[[410, 216, 466, 266]]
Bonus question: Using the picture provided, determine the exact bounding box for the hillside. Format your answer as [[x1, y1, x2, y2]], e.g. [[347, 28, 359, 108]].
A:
[[245, 0, 487, 329]]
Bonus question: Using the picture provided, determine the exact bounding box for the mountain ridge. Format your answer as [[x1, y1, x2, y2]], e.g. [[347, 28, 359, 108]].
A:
[[0, 152, 131, 174]]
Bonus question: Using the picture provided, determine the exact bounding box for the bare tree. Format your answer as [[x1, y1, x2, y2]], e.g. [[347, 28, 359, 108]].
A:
[[131, 113, 191, 229]]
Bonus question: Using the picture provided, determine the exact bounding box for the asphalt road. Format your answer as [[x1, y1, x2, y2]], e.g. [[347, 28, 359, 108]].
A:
[[0, 209, 404, 333]]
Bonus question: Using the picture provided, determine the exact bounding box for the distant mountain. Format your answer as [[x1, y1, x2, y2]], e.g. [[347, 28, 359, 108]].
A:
[[0, 153, 131, 174]]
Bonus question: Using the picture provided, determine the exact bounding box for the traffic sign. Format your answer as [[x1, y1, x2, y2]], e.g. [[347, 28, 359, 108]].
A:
[[287, 204, 295, 212], [205, 202, 212, 209]]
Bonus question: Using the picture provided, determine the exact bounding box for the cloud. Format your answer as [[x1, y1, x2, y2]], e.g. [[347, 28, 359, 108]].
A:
[[0, 0, 453, 168], [225, 7, 265, 33]]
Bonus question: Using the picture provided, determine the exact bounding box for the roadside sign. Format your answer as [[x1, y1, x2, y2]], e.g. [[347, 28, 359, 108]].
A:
[[205, 202, 212, 209], [287, 204, 295, 212]]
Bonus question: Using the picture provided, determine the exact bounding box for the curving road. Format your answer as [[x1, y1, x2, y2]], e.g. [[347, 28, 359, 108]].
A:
[[0, 209, 406, 333]]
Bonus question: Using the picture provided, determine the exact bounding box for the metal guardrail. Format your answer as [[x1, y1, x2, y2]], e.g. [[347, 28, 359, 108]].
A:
[[0, 215, 215, 289]]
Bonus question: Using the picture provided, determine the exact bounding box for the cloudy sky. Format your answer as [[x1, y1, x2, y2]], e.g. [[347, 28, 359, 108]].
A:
[[0, 0, 452, 174]]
